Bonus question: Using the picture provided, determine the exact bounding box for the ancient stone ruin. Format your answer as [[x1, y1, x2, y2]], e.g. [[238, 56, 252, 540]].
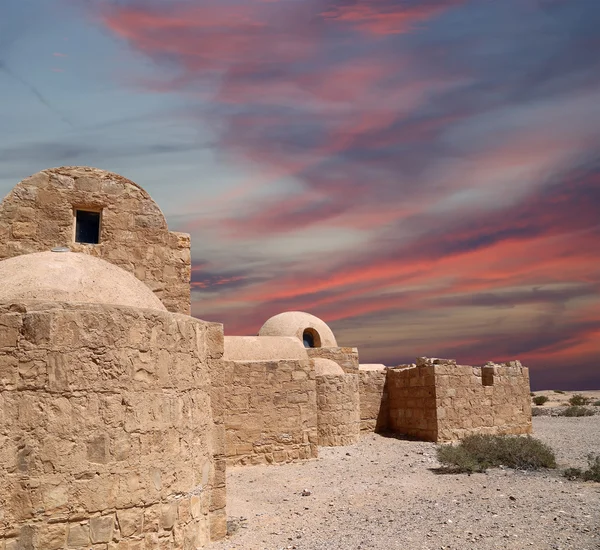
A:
[[0, 167, 532, 549]]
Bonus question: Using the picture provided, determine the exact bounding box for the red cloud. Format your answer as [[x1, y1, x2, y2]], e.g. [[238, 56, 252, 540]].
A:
[[321, 0, 466, 36]]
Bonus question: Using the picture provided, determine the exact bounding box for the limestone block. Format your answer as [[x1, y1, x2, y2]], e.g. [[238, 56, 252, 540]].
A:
[[38, 523, 67, 550], [67, 523, 90, 547], [90, 515, 115, 543]]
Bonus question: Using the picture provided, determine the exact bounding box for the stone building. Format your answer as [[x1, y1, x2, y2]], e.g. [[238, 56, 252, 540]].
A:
[[0, 168, 225, 549], [0, 167, 532, 549]]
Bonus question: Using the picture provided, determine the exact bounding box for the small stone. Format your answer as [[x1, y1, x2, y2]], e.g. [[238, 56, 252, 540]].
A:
[[301, 490, 311, 497]]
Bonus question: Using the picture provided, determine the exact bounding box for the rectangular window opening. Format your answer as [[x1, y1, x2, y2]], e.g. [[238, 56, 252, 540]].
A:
[[482, 368, 494, 387], [74, 209, 102, 244]]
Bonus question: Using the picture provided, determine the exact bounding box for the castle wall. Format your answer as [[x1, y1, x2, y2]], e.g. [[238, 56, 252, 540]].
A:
[[0, 302, 225, 549], [358, 365, 389, 432], [0, 167, 191, 314], [387, 365, 438, 441], [307, 347, 359, 373], [316, 373, 360, 446], [435, 361, 532, 441], [223, 337, 318, 465], [384, 358, 532, 442]]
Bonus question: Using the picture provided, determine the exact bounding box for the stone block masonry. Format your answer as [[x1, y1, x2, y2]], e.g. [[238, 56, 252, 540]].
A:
[[0, 302, 225, 548], [387, 365, 438, 441], [316, 373, 360, 446], [358, 365, 389, 433], [223, 337, 318, 465], [385, 358, 532, 442], [0, 167, 191, 315], [307, 347, 359, 373], [435, 360, 532, 441]]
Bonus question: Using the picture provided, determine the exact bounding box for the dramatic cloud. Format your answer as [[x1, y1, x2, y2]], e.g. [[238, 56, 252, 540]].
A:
[[2, 0, 599, 388]]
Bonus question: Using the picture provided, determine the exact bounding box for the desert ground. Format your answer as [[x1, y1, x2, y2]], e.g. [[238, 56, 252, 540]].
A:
[[212, 392, 600, 550], [530, 390, 600, 409]]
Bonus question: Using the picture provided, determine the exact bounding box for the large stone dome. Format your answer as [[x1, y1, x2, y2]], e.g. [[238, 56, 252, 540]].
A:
[[258, 311, 337, 348], [0, 250, 166, 311]]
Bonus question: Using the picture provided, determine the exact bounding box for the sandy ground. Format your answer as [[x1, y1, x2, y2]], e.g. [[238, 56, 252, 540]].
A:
[[531, 390, 600, 409], [212, 415, 600, 550]]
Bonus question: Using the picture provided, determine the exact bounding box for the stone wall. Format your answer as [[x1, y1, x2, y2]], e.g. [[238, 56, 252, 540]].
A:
[[0, 167, 191, 315], [358, 365, 389, 433], [316, 373, 360, 446], [0, 302, 225, 549], [387, 365, 438, 441], [307, 347, 359, 373], [435, 360, 532, 441], [385, 358, 532, 442], [223, 337, 318, 465]]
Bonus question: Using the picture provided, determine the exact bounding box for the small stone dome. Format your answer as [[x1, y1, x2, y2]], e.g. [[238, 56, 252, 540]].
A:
[[258, 311, 338, 348], [0, 251, 166, 311], [314, 358, 344, 376]]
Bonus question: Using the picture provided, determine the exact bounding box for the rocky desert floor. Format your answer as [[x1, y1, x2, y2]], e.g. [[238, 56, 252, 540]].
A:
[[213, 399, 599, 550]]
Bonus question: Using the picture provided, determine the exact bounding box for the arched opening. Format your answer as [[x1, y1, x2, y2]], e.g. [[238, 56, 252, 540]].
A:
[[302, 327, 321, 348]]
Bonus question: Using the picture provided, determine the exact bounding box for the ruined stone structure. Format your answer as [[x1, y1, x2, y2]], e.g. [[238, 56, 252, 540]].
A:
[[369, 358, 532, 441], [0, 167, 533, 549]]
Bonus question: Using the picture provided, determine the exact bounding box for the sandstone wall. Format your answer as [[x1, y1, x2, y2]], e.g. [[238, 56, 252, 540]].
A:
[[384, 358, 532, 442], [358, 365, 389, 433], [316, 373, 360, 446], [387, 365, 438, 441], [0, 302, 225, 549], [307, 347, 359, 373], [223, 337, 318, 465], [435, 360, 532, 441], [0, 167, 191, 314]]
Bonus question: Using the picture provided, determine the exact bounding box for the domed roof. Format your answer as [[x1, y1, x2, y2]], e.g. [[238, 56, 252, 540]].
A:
[[0, 251, 166, 311], [224, 336, 308, 362], [314, 358, 344, 376], [258, 311, 337, 348]]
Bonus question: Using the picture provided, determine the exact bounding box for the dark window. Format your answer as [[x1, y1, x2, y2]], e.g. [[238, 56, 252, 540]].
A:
[[75, 210, 101, 244], [482, 368, 494, 387], [303, 330, 315, 348], [302, 328, 321, 348]]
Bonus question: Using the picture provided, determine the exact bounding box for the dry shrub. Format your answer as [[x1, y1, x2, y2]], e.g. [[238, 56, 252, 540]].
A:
[[564, 455, 600, 482], [560, 406, 595, 417], [569, 394, 591, 406], [533, 395, 549, 405], [436, 434, 556, 473]]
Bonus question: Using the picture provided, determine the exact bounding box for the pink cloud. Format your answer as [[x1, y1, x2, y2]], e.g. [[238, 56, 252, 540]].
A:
[[321, 0, 467, 36]]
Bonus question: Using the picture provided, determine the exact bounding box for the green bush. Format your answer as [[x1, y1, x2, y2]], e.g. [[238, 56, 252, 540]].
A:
[[569, 394, 591, 406], [564, 455, 600, 482], [436, 434, 556, 473], [593, 400, 600, 407], [533, 395, 549, 405], [560, 406, 595, 417]]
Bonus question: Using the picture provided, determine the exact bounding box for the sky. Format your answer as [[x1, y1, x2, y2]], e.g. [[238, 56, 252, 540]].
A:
[[1, 0, 599, 390]]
